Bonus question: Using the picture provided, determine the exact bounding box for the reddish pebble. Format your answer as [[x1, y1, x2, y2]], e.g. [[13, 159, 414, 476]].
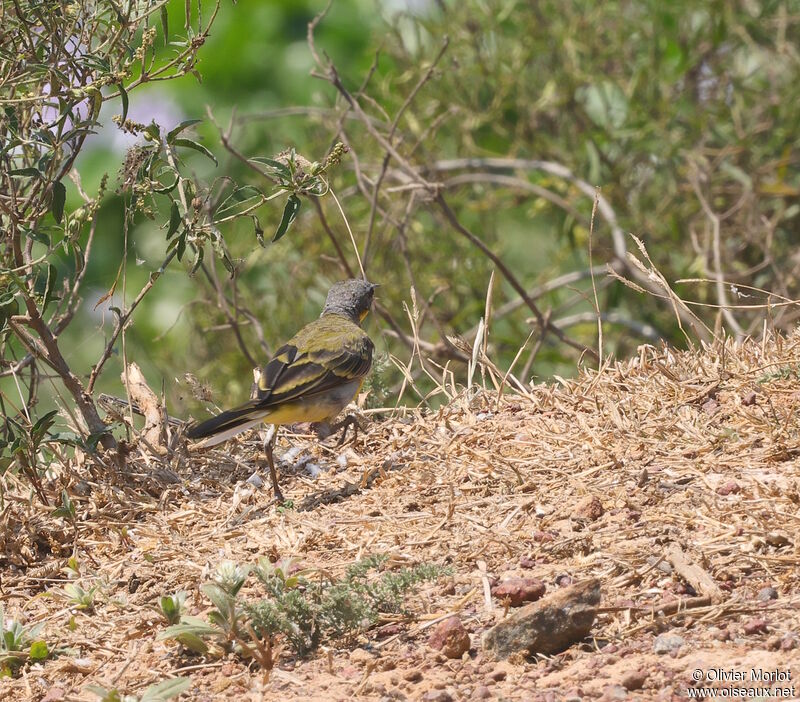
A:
[[743, 618, 768, 635], [702, 399, 720, 415], [428, 616, 471, 659], [490, 577, 546, 606], [742, 391, 757, 406], [621, 670, 648, 691], [574, 495, 604, 521], [716, 481, 740, 496]]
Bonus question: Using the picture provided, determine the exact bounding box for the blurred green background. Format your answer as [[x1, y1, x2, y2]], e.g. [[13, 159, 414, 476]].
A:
[[6, 0, 800, 425]]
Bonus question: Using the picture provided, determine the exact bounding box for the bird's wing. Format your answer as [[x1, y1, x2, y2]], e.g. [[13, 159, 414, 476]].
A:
[[255, 315, 374, 408]]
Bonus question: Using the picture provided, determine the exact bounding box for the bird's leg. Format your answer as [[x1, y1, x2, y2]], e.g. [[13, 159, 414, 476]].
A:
[[262, 425, 283, 502], [316, 414, 360, 446]]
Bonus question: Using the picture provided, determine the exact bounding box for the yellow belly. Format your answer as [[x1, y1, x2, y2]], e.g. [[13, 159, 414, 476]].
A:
[[260, 380, 363, 425]]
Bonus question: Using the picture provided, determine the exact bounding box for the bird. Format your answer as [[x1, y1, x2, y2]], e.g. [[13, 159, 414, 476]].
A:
[[186, 278, 377, 501]]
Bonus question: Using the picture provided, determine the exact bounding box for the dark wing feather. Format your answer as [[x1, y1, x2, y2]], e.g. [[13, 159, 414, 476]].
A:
[[254, 315, 373, 408]]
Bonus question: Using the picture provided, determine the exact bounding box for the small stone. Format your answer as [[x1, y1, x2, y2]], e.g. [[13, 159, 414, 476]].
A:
[[491, 578, 546, 607], [482, 578, 601, 659], [403, 668, 423, 683], [574, 495, 604, 521], [533, 531, 554, 543], [766, 532, 790, 547], [766, 635, 782, 651], [340, 665, 360, 680], [600, 685, 628, 701], [702, 399, 719, 415], [489, 668, 507, 681], [519, 556, 537, 568], [349, 647, 373, 665], [246, 472, 263, 488], [743, 618, 768, 635], [742, 391, 757, 406], [555, 573, 572, 587], [41, 689, 65, 702], [422, 692, 453, 702], [757, 586, 779, 602], [473, 685, 492, 699], [710, 626, 731, 642], [716, 481, 740, 496], [428, 616, 471, 659], [780, 635, 797, 651], [653, 633, 684, 655], [621, 670, 648, 691]]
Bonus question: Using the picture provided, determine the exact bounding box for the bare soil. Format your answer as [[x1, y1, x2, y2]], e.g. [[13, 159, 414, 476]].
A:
[[2, 335, 800, 701]]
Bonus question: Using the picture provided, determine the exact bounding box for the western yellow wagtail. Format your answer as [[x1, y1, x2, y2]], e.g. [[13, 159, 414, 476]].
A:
[[186, 279, 377, 500]]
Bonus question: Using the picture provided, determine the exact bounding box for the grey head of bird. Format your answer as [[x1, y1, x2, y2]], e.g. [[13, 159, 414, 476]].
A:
[[322, 278, 378, 324]]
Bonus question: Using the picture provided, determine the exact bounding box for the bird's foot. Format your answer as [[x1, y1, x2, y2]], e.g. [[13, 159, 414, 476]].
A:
[[314, 413, 365, 446]]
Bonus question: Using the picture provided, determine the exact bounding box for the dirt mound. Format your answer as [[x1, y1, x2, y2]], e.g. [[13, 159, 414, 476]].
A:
[[2, 335, 799, 700]]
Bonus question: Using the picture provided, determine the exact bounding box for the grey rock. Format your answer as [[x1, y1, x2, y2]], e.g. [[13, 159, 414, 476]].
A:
[[482, 578, 601, 659], [653, 633, 684, 655], [757, 586, 779, 602]]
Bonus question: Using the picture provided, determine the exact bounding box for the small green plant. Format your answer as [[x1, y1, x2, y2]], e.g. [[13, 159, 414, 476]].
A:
[[86, 677, 190, 702], [276, 499, 294, 514], [247, 554, 449, 656], [0, 605, 51, 677], [58, 582, 97, 611], [756, 365, 800, 385], [213, 561, 249, 595], [157, 564, 250, 657], [159, 592, 188, 625], [158, 555, 448, 664]]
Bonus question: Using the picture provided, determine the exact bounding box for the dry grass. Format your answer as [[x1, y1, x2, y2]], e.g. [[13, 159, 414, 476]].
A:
[[2, 332, 800, 700]]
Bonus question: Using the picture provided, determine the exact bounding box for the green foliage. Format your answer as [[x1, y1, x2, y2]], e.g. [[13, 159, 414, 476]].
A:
[[0, 604, 51, 677], [58, 582, 97, 611], [158, 555, 449, 662], [159, 591, 188, 625], [757, 364, 800, 385], [247, 554, 450, 656], [86, 677, 191, 702]]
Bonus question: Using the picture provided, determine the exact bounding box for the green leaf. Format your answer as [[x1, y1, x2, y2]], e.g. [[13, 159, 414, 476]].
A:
[[118, 84, 129, 124], [249, 156, 291, 180], [174, 632, 209, 654], [32, 409, 58, 441], [160, 5, 169, 45], [28, 640, 49, 661], [201, 583, 234, 613], [140, 677, 191, 702], [272, 194, 301, 242], [166, 202, 181, 239], [173, 138, 217, 165], [143, 122, 161, 142], [41, 263, 58, 314], [167, 119, 202, 143], [189, 245, 204, 275], [9, 168, 42, 179]]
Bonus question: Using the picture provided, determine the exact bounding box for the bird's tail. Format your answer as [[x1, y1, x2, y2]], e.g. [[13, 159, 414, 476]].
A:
[[186, 402, 266, 447]]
